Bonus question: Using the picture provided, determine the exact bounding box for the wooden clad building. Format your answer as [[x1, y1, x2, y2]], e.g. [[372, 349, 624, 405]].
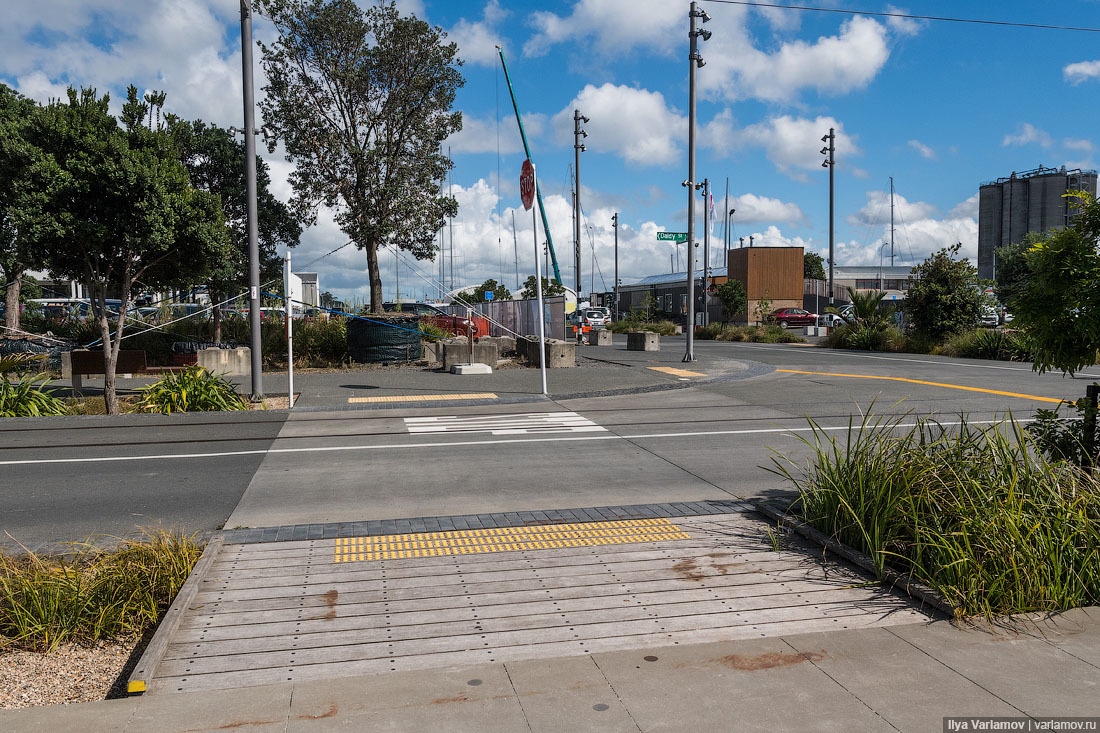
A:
[[727, 247, 804, 323]]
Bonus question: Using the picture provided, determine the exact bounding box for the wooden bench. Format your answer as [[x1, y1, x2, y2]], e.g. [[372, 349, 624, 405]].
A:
[[63, 349, 148, 390]]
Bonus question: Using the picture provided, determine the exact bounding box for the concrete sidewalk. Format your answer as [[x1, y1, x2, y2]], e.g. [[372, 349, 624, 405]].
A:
[[4, 608, 1097, 732]]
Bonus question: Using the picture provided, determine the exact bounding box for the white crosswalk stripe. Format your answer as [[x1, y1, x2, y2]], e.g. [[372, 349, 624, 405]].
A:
[[404, 411, 606, 436]]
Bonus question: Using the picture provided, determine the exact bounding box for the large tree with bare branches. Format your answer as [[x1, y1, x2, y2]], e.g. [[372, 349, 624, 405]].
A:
[[257, 0, 463, 312]]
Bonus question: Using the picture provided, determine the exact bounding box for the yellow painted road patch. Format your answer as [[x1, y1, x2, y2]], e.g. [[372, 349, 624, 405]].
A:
[[648, 366, 707, 378], [348, 392, 498, 404], [775, 369, 1065, 404], [333, 518, 690, 562]]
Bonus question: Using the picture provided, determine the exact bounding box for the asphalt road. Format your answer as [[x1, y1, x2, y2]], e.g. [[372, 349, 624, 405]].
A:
[[3, 340, 1094, 552]]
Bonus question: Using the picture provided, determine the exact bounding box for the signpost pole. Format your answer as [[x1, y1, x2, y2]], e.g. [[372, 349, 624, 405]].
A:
[[522, 159, 547, 396], [284, 251, 294, 409]]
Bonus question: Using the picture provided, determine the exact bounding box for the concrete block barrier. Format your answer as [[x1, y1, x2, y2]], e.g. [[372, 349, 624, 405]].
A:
[[197, 347, 250, 376], [592, 329, 613, 346], [627, 332, 660, 352]]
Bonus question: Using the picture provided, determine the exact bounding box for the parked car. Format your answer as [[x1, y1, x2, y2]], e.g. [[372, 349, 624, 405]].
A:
[[581, 308, 609, 328], [768, 307, 818, 328], [382, 302, 489, 337], [979, 306, 999, 328]]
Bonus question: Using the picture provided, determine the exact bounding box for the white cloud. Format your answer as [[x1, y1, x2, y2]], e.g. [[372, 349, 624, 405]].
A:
[[1064, 138, 1095, 152], [907, 139, 936, 160], [1002, 123, 1053, 148], [835, 193, 978, 267], [734, 115, 860, 180], [1064, 60, 1100, 84], [554, 84, 685, 166], [728, 194, 805, 225], [848, 190, 938, 227], [448, 0, 508, 67], [14, 71, 69, 103], [702, 15, 893, 103], [884, 5, 924, 36], [523, 0, 682, 58]]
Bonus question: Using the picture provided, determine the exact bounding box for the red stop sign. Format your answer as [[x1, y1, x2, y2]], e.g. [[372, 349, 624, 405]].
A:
[[520, 159, 535, 211]]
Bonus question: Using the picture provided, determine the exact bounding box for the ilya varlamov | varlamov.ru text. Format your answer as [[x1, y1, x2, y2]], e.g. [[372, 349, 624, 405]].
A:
[[944, 719, 1099, 732]]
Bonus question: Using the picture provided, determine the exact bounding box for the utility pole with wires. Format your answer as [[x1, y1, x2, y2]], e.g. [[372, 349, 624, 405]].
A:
[[573, 110, 588, 299], [511, 211, 520, 293], [682, 1, 711, 362], [695, 177, 711, 326], [890, 176, 896, 267], [821, 128, 836, 306], [612, 212, 619, 320], [239, 0, 263, 400]]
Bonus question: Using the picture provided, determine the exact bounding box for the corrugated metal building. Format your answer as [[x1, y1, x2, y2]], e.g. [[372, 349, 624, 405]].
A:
[[978, 165, 1096, 280]]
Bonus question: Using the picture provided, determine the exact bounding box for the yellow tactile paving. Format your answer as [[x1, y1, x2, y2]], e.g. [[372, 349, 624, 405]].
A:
[[348, 392, 498, 404], [648, 366, 707, 378], [333, 518, 691, 562]]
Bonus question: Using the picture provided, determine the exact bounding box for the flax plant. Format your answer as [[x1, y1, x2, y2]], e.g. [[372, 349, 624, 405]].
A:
[[770, 411, 1100, 618]]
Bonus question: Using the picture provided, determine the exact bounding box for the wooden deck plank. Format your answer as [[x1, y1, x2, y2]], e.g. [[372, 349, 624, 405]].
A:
[[166, 586, 906, 657], [177, 575, 869, 632], [159, 597, 919, 677]]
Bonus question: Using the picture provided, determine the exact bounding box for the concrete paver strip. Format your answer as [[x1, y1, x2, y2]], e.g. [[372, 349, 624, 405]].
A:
[[143, 510, 930, 694]]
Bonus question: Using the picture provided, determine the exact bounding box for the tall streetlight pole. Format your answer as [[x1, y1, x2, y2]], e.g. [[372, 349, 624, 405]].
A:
[[683, 1, 711, 362], [239, 0, 262, 400], [612, 213, 619, 320], [573, 110, 588, 300], [695, 177, 710, 326], [821, 128, 836, 307]]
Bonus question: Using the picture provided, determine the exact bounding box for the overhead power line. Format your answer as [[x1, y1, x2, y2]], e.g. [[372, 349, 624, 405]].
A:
[[698, 1, 1100, 33]]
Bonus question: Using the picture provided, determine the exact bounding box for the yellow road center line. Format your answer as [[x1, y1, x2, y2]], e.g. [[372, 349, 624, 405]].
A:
[[649, 366, 707, 378], [775, 369, 1065, 404], [348, 393, 498, 404]]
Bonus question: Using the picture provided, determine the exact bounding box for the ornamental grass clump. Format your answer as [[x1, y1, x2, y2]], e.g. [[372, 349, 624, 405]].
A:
[[0, 531, 203, 651], [137, 365, 247, 413], [0, 354, 68, 418], [769, 411, 1100, 618]]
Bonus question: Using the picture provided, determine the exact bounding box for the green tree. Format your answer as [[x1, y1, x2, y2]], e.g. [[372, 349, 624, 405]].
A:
[[994, 232, 1040, 309], [168, 119, 302, 341], [25, 87, 231, 414], [903, 244, 984, 341], [0, 84, 46, 333], [754, 290, 773, 325], [469, 279, 510, 303], [804, 252, 826, 281], [846, 286, 888, 326], [715, 279, 746, 322], [521, 276, 566, 300], [257, 0, 463, 314], [1013, 191, 1100, 375]]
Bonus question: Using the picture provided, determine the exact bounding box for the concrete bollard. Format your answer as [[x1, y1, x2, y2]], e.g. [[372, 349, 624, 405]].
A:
[[626, 331, 660, 352], [592, 329, 613, 346], [197, 347, 250, 376], [421, 340, 443, 363], [526, 338, 575, 368], [443, 338, 499, 370]]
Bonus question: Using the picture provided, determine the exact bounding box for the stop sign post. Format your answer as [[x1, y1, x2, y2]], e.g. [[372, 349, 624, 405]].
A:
[[521, 158, 547, 395]]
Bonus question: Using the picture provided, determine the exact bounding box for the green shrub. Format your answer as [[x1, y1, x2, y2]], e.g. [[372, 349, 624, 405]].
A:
[[770, 411, 1100, 618], [939, 329, 1029, 362], [137, 365, 247, 413], [0, 370, 68, 418], [0, 531, 203, 651], [609, 319, 677, 335], [418, 321, 447, 342], [1027, 397, 1099, 467]]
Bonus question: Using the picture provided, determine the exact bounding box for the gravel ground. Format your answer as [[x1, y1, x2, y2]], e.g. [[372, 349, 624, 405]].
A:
[[0, 639, 140, 709]]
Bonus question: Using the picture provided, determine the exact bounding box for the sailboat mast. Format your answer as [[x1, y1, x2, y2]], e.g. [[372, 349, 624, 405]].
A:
[[890, 176, 895, 267]]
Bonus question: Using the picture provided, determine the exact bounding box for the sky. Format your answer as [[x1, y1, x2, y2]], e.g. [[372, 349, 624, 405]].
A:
[[4, 0, 1100, 302]]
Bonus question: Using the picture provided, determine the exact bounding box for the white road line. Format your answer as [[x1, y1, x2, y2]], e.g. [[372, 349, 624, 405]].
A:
[[404, 411, 606, 435], [0, 419, 1024, 467]]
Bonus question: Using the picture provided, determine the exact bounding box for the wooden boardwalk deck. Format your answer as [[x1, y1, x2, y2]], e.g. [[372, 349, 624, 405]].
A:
[[144, 512, 932, 694]]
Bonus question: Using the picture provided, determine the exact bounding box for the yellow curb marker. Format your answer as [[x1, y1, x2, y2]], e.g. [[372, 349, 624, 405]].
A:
[[348, 392, 498, 404], [333, 518, 690, 562], [775, 369, 1065, 404], [648, 366, 707, 378]]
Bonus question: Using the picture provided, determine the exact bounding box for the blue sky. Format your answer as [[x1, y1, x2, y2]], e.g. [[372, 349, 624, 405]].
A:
[[4, 0, 1100, 301]]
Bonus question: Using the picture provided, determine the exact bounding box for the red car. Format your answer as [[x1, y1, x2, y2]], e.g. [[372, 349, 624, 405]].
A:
[[383, 302, 489, 337], [768, 307, 817, 328]]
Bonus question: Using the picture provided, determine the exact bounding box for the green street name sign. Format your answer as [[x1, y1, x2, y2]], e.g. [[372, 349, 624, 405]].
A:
[[657, 231, 688, 242]]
